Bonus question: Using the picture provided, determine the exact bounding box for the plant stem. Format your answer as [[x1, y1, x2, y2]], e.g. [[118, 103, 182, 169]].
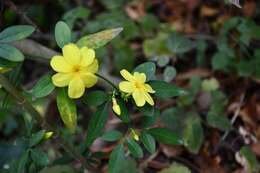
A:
[[0, 74, 90, 169], [95, 73, 119, 91]]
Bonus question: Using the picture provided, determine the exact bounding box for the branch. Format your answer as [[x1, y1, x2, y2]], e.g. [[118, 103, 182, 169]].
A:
[[0, 74, 90, 170]]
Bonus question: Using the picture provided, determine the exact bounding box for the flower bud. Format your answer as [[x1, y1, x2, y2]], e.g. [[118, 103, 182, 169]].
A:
[[130, 128, 139, 141], [112, 98, 121, 116], [43, 131, 54, 140]]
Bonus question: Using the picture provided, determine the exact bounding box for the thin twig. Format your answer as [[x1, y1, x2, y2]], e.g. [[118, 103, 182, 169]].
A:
[[221, 93, 245, 141], [4, 0, 41, 33], [213, 93, 245, 154]]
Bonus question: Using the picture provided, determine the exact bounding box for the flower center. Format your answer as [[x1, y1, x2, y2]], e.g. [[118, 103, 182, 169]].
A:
[[72, 65, 81, 73], [134, 81, 143, 89]]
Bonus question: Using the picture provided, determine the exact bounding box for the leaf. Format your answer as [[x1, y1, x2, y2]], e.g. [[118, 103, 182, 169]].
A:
[[149, 80, 187, 99], [201, 78, 219, 92], [30, 74, 55, 98], [183, 115, 204, 154], [126, 138, 143, 158], [82, 90, 109, 106], [0, 44, 24, 62], [17, 150, 29, 173], [117, 157, 142, 173], [117, 98, 130, 123], [159, 162, 191, 173], [30, 130, 46, 147], [207, 112, 232, 131], [39, 165, 77, 173], [166, 32, 195, 54], [85, 102, 109, 148], [212, 52, 231, 71], [163, 66, 177, 82], [133, 62, 156, 81], [55, 21, 71, 48], [148, 128, 183, 145], [62, 6, 90, 28], [140, 132, 156, 154], [30, 149, 49, 166], [101, 130, 123, 142], [207, 91, 232, 131], [114, 44, 135, 72], [57, 88, 77, 133], [108, 144, 125, 173], [240, 146, 260, 173], [157, 56, 170, 67], [0, 25, 35, 43], [77, 27, 123, 49]]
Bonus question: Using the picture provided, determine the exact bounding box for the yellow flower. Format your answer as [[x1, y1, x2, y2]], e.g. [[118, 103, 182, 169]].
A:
[[50, 43, 98, 99], [112, 98, 121, 116], [119, 69, 155, 107]]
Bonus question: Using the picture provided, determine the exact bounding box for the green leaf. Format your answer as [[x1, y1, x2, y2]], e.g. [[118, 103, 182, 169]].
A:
[[114, 44, 134, 72], [139, 14, 160, 33], [126, 138, 143, 158], [212, 52, 231, 71], [139, 104, 156, 117], [62, 6, 90, 28], [108, 144, 125, 173], [30, 130, 46, 147], [0, 25, 35, 43], [0, 44, 24, 62], [17, 150, 29, 173], [55, 21, 71, 48], [77, 27, 123, 49], [30, 74, 55, 98], [117, 98, 130, 123], [201, 78, 219, 92], [240, 146, 260, 173], [157, 56, 170, 67], [148, 128, 183, 145], [149, 80, 187, 99], [140, 132, 156, 154], [82, 90, 109, 106], [163, 66, 177, 82], [159, 162, 191, 173], [166, 32, 195, 54], [133, 62, 156, 81], [160, 107, 186, 136], [101, 130, 123, 142], [39, 165, 77, 173], [85, 102, 109, 148], [207, 112, 232, 131], [57, 88, 77, 133], [30, 149, 49, 166], [183, 115, 204, 154], [0, 58, 17, 68], [207, 91, 232, 131]]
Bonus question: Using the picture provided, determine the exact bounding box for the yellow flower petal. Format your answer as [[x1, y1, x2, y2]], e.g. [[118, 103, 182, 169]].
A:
[[62, 43, 81, 65], [52, 73, 73, 87], [145, 84, 155, 93], [133, 72, 146, 83], [119, 81, 134, 93], [143, 92, 154, 106], [80, 47, 95, 66], [82, 59, 99, 73], [80, 72, 97, 88], [50, 56, 73, 73], [120, 69, 134, 82], [133, 90, 146, 107], [68, 77, 85, 99]]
